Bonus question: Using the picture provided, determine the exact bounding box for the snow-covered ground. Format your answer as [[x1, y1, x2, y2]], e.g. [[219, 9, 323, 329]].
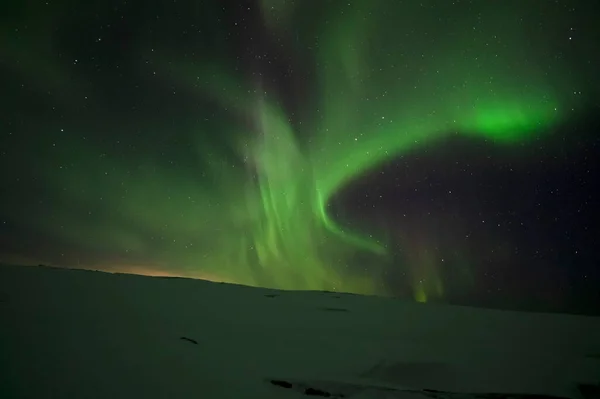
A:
[[1, 263, 599, 399]]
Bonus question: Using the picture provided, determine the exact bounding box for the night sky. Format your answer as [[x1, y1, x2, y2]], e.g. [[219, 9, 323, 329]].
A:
[[1, 0, 599, 314]]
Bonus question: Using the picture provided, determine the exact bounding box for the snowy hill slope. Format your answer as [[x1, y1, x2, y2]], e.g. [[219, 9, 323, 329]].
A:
[[1, 264, 599, 399]]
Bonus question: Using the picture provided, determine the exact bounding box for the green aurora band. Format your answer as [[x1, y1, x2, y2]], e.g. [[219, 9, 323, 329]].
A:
[[24, 0, 586, 301]]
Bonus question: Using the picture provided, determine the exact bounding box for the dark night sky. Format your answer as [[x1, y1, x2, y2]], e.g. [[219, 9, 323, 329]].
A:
[[1, 0, 599, 314]]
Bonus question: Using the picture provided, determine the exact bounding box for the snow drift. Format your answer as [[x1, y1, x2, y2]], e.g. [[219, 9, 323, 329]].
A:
[[1, 264, 599, 399]]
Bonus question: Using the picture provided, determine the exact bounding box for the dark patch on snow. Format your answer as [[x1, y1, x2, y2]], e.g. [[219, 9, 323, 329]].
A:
[[264, 294, 279, 298], [318, 307, 349, 312], [270, 379, 293, 388], [267, 377, 574, 399], [320, 290, 352, 296], [179, 336, 198, 345], [267, 378, 346, 398], [304, 387, 332, 396]]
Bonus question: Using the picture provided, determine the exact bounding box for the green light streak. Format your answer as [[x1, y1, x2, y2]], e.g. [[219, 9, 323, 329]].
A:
[[22, 1, 585, 301]]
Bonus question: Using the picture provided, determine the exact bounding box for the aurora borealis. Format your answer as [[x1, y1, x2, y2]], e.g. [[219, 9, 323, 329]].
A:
[[1, 0, 599, 312]]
